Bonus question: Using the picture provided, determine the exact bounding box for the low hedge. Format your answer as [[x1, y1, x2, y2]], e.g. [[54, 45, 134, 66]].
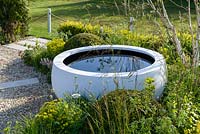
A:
[[57, 20, 193, 64], [58, 20, 112, 39], [65, 33, 105, 50]]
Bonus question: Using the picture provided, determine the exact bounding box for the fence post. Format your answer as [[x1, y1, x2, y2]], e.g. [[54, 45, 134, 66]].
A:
[[129, 17, 134, 32], [48, 8, 51, 33]]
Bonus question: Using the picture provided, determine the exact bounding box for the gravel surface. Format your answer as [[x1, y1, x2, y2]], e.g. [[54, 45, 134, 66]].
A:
[[0, 46, 54, 131]]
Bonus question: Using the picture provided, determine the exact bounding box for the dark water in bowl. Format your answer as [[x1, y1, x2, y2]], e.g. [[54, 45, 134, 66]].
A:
[[68, 54, 152, 73]]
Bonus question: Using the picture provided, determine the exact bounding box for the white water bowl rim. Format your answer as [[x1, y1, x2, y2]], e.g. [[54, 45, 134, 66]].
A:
[[53, 45, 165, 77]]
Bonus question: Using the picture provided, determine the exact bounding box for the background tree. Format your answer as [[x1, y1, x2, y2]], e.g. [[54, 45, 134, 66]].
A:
[[0, 0, 29, 43]]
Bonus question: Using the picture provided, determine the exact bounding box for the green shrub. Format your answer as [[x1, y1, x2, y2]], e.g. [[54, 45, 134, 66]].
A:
[[58, 20, 165, 49], [35, 99, 84, 134], [58, 21, 87, 38], [22, 39, 65, 83], [161, 65, 200, 133], [5, 99, 85, 134], [0, 0, 29, 43], [84, 68, 200, 134], [22, 44, 51, 76], [65, 33, 105, 50], [58, 20, 112, 39], [46, 38, 65, 58], [84, 84, 171, 134]]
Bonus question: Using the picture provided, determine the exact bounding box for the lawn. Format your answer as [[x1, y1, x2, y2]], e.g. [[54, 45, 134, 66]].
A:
[[29, 0, 128, 39], [29, 0, 196, 39]]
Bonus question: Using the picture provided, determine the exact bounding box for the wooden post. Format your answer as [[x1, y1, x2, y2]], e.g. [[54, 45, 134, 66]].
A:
[[129, 17, 134, 32], [100, 26, 104, 34]]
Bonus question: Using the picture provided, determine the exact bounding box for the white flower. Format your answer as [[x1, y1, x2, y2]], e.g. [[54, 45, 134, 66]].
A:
[[71, 93, 81, 98]]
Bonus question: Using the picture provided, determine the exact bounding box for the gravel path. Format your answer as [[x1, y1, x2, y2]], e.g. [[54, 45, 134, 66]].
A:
[[0, 46, 54, 131]]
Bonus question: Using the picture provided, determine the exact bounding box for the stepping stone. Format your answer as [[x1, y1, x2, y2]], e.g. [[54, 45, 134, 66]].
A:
[[17, 40, 43, 47], [17, 38, 48, 48], [28, 38, 49, 44], [3, 37, 50, 51], [3, 43, 29, 51], [0, 78, 39, 89]]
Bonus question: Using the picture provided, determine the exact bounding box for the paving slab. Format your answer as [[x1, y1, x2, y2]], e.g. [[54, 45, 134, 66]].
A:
[[0, 78, 39, 90], [3, 37, 49, 51], [17, 40, 38, 46], [28, 38, 50, 44], [3, 43, 29, 51]]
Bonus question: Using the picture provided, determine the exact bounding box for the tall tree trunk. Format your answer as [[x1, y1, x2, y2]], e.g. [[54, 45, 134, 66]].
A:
[[114, 0, 120, 15], [187, 0, 196, 66], [148, 0, 186, 65], [193, 0, 200, 67], [124, 0, 127, 16]]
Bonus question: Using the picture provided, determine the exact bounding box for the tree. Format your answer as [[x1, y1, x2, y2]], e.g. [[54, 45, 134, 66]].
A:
[[147, 0, 200, 67], [0, 0, 29, 43]]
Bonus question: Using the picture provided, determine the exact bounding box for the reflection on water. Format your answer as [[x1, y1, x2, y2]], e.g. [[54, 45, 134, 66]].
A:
[[68, 54, 152, 73]]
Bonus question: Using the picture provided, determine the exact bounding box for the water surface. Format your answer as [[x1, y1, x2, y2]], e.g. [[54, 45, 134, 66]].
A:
[[68, 54, 152, 73]]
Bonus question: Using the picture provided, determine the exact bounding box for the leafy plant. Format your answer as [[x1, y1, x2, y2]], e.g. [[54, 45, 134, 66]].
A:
[[35, 99, 84, 134], [22, 46, 50, 73], [46, 38, 65, 58]]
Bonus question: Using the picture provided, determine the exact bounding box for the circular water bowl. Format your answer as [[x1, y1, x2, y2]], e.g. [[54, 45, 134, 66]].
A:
[[52, 45, 167, 99]]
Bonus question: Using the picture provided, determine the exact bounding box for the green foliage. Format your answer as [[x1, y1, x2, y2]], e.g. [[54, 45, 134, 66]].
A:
[[197, 121, 200, 134], [58, 21, 166, 49], [0, 0, 29, 43], [4, 99, 84, 134], [19, 20, 200, 134], [58, 20, 196, 64], [46, 38, 65, 58], [154, 117, 178, 134], [58, 21, 87, 38], [65, 33, 105, 50], [178, 33, 193, 55], [35, 99, 84, 134], [58, 20, 165, 48], [58, 20, 188, 64], [22, 45, 50, 73], [22, 39, 65, 83], [161, 65, 200, 133], [83, 68, 200, 134], [58, 20, 112, 39], [84, 82, 166, 134], [111, 29, 163, 48], [8, 67, 200, 133], [22, 39, 65, 82], [4, 117, 51, 134]]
